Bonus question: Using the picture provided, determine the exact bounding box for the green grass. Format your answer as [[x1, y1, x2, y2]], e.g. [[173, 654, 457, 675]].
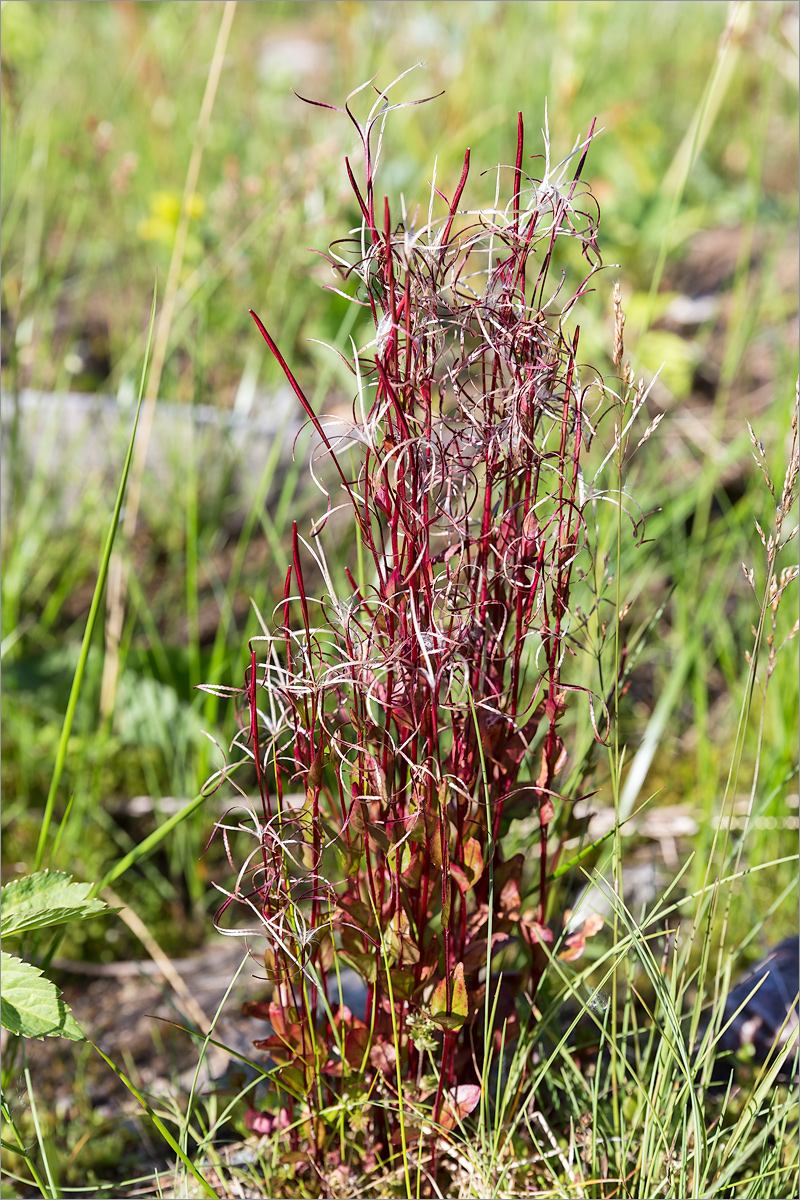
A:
[[1, 1, 798, 1196]]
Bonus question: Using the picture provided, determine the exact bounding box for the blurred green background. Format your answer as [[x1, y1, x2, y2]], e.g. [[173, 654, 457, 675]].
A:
[[1, 0, 798, 958]]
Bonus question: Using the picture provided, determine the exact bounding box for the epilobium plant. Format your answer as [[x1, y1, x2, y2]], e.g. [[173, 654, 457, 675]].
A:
[[205, 78, 644, 1186]]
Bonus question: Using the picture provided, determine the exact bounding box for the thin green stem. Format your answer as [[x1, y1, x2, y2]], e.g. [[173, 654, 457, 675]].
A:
[[33, 286, 157, 872]]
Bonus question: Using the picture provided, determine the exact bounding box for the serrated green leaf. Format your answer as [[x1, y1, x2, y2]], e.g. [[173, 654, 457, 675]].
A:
[[1, 870, 107, 938], [1, 952, 84, 1041]]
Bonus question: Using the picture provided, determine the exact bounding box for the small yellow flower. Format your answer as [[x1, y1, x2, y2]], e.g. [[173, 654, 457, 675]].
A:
[[137, 191, 206, 244], [151, 191, 181, 223], [137, 216, 174, 244], [184, 192, 206, 219]]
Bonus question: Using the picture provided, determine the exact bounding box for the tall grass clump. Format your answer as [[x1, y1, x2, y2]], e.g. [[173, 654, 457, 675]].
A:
[[205, 78, 655, 1190]]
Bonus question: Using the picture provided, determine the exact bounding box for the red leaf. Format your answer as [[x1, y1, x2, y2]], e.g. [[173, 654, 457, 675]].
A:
[[244, 1106, 290, 1135], [499, 877, 521, 918], [539, 798, 555, 825], [450, 863, 471, 894], [369, 1038, 397, 1076], [245, 1109, 276, 1135], [559, 913, 604, 961], [529, 919, 553, 945], [241, 1000, 271, 1021], [332, 1004, 353, 1028], [558, 934, 585, 962], [583, 913, 604, 937], [449, 1083, 481, 1118], [439, 1084, 482, 1130], [536, 750, 549, 789], [344, 1024, 370, 1068], [268, 1000, 288, 1037], [252, 1034, 294, 1064]]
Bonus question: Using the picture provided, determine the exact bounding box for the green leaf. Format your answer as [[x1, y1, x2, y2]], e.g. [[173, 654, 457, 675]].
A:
[[463, 837, 484, 885], [431, 824, 444, 869], [389, 966, 416, 999], [430, 962, 468, 1030], [442, 874, 452, 927], [336, 895, 375, 934], [1, 871, 108, 938], [1, 952, 84, 1040], [338, 950, 377, 983], [429, 1010, 468, 1031]]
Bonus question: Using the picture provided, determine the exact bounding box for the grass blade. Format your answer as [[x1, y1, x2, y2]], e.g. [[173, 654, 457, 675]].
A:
[[33, 286, 157, 871]]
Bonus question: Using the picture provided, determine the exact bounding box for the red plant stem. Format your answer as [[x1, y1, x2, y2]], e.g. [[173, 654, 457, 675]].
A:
[[291, 522, 310, 641], [249, 310, 361, 511], [282, 564, 293, 675], [344, 155, 375, 238], [225, 105, 606, 1164], [513, 111, 524, 233], [568, 117, 597, 194], [362, 127, 377, 236], [249, 647, 272, 824], [441, 147, 471, 247], [432, 1029, 454, 1131]]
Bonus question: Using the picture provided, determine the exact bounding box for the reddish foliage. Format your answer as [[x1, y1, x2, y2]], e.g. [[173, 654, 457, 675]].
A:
[[207, 80, 614, 1176]]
